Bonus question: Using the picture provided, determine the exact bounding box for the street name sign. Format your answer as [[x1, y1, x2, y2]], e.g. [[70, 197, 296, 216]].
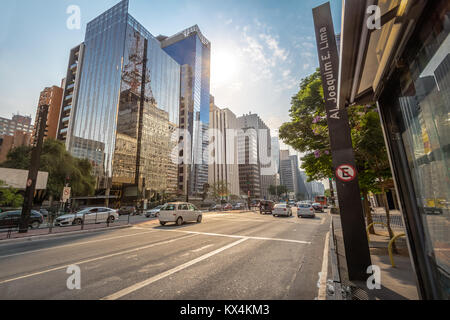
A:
[[313, 2, 372, 281]]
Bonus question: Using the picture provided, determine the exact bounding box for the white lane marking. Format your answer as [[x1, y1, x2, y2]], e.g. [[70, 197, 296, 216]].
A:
[[191, 244, 214, 253], [0, 234, 197, 285], [0, 230, 158, 259], [102, 238, 248, 300], [162, 230, 311, 245], [317, 231, 330, 300]]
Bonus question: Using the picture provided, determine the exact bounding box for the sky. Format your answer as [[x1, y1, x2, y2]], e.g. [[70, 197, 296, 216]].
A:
[[0, 0, 342, 186]]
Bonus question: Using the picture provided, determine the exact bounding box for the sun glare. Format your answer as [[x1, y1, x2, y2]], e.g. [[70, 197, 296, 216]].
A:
[[211, 48, 240, 87]]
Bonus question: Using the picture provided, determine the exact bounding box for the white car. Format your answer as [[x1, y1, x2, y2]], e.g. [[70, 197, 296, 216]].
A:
[[272, 204, 293, 217], [54, 207, 119, 226], [297, 203, 316, 218], [158, 202, 203, 226]]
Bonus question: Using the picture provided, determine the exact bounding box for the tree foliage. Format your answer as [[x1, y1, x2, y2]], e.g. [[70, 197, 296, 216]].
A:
[[279, 69, 394, 235], [279, 69, 392, 191], [209, 181, 231, 201], [0, 139, 95, 201], [268, 185, 288, 197], [0, 180, 24, 208]]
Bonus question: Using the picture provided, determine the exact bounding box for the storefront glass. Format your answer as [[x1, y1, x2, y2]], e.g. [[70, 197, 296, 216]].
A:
[[387, 0, 449, 298]]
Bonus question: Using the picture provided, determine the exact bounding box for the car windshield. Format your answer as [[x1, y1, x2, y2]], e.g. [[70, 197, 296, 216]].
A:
[[162, 204, 177, 211], [275, 204, 286, 208], [299, 204, 311, 208]]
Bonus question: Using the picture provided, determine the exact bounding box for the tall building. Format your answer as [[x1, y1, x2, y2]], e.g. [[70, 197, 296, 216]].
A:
[[0, 131, 32, 164], [271, 137, 280, 174], [159, 25, 211, 197], [280, 150, 295, 194], [279, 150, 310, 200], [32, 86, 63, 144], [58, 43, 84, 144], [57, 0, 181, 204], [299, 171, 313, 200], [237, 113, 274, 200], [238, 125, 260, 199], [208, 96, 240, 198], [0, 114, 33, 137]]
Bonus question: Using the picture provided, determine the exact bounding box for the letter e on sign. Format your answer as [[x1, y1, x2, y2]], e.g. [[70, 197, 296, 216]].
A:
[[336, 164, 356, 182]]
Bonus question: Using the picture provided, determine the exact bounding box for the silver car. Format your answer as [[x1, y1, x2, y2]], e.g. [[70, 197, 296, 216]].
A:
[[145, 205, 164, 218], [55, 207, 119, 226], [158, 203, 203, 226], [297, 203, 316, 218], [272, 204, 293, 217]]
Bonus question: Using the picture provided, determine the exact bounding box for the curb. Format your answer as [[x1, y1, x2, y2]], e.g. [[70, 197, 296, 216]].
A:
[[0, 224, 133, 246]]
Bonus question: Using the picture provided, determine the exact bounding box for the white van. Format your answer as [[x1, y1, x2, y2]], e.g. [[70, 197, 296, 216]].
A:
[[158, 202, 203, 226]]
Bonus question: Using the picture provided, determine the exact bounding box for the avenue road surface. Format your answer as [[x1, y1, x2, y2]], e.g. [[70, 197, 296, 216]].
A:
[[0, 210, 330, 300]]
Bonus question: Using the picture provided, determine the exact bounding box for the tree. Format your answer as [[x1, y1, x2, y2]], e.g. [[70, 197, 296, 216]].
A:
[[0, 139, 95, 204], [279, 69, 394, 237], [209, 181, 231, 202], [268, 185, 288, 199], [0, 180, 24, 208]]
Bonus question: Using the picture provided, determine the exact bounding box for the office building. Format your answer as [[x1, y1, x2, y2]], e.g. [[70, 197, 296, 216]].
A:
[[57, 0, 181, 203], [0, 131, 32, 164], [32, 85, 63, 145], [0, 114, 33, 163], [0, 114, 33, 137], [208, 96, 240, 197], [279, 150, 308, 200], [159, 25, 211, 197], [271, 137, 280, 174], [237, 113, 274, 200]]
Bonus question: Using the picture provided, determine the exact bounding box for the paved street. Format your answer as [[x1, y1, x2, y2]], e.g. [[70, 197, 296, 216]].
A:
[[0, 210, 330, 300]]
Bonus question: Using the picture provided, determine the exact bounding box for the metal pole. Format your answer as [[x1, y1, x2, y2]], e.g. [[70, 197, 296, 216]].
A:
[[19, 105, 48, 233], [313, 3, 371, 281]]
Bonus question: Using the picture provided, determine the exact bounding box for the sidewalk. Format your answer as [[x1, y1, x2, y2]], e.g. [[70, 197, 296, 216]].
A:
[[329, 214, 419, 300]]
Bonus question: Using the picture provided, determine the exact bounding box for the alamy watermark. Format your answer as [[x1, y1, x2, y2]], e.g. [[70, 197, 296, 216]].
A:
[[66, 5, 81, 30], [66, 265, 81, 290], [367, 5, 381, 30], [366, 265, 381, 290]]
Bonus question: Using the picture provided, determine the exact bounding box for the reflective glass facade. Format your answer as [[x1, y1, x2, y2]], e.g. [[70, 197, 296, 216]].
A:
[[65, 0, 180, 198], [379, 0, 450, 298], [161, 26, 211, 195], [69, 0, 129, 188]]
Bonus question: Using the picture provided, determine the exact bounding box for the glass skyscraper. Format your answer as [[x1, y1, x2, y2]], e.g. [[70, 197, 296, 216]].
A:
[[59, 0, 181, 203], [159, 25, 211, 196]]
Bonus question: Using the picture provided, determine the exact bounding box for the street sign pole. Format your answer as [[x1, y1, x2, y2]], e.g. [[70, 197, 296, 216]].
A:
[[19, 105, 48, 233], [313, 2, 371, 281]]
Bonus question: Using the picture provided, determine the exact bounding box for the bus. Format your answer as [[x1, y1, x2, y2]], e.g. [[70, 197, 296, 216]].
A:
[[315, 196, 328, 208]]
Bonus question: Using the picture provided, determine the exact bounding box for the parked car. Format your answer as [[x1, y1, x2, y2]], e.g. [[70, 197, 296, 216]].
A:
[[158, 203, 203, 226], [312, 203, 324, 213], [118, 206, 137, 216], [54, 207, 118, 226], [259, 200, 275, 215], [145, 205, 164, 218], [272, 203, 293, 217], [223, 203, 233, 211], [297, 203, 316, 218], [210, 204, 223, 211], [233, 203, 244, 210], [0, 210, 43, 229]]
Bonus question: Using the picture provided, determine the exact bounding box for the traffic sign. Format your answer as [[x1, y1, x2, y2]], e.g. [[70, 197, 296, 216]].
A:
[[62, 187, 71, 203], [336, 164, 356, 182]]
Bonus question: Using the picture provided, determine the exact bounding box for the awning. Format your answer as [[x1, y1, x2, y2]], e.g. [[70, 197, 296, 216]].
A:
[[338, 0, 428, 106]]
